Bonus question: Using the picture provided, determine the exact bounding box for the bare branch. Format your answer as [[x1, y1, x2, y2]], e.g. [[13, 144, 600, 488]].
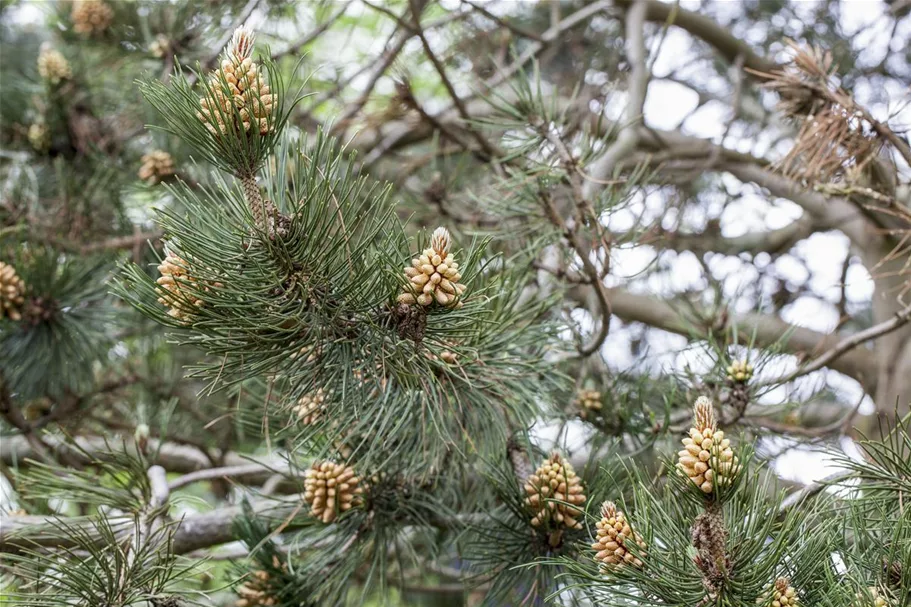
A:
[[0, 435, 281, 478], [0, 495, 484, 555], [613, 0, 778, 74], [148, 465, 170, 510], [168, 461, 294, 492], [270, 2, 352, 62], [331, 5, 416, 135], [779, 470, 855, 512], [361, 1, 612, 166], [408, 0, 500, 160], [0, 494, 304, 555], [657, 216, 815, 257], [582, 0, 649, 201], [460, 0, 545, 42], [602, 287, 879, 385], [764, 301, 911, 386], [720, 161, 880, 251], [538, 186, 612, 356]]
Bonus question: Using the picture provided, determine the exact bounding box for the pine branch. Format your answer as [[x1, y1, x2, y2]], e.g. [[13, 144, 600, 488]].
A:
[[0, 493, 484, 556], [0, 434, 284, 478], [167, 461, 295, 492], [0, 495, 299, 555]]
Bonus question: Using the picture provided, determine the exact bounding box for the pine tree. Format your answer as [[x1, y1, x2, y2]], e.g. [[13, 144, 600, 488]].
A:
[[1, 2, 910, 607]]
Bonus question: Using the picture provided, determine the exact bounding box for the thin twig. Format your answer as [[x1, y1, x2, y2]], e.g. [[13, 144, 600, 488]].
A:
[[764, 301, 911, 386], [744, 398, 864, 438], [331, 20, 410, 134], [304, 10, 465, 114], [169, 461, 292, 491], [189, 0, 261, 85], [408, 0, 500, 160], [538, 184, 612, 356], [271, 1, 352, 61], [460, 0, 544, 42], [362, 1, 612, 166], [779, 470, 855, 512]]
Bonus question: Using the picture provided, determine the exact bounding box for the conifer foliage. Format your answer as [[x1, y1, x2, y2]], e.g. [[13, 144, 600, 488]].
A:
[[1, 2, 910, 607]]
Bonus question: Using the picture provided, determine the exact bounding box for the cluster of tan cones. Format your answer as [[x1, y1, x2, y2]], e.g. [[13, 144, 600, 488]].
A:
[[197, 26, 276, 137], [398, 227, 466, 308]]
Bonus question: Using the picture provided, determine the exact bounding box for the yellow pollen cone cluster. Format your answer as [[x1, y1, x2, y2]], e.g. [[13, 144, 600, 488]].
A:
[[676, 396, 740, 494], [150, 34, 170, 58], [425, 341, 459, 364], [591, 501, 646, 570], [28, 123, 50, 152], [71, 0, 113, 36], [855, 588, 890, 607], [0, 262, 26, 321], [156, 252, 205, 322], [727, 359, 754, 383], [138, 150, 175, 184], [303, 461, 363, 524], [576, 389, 602, 419], [37, 45, 71, 84], [293, 389, 325, 425], [523, 452, 586, 530], [197, 26, 275, 137], [397, 227, 466, 308], [235, 556, 284, 607], [758, 578, 798, 607]]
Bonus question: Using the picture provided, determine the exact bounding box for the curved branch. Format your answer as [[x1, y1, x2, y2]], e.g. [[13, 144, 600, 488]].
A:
[[603, 287, 878, 385], [763, 301, 911, 386], [0, 435, 279, 478], [582, 0, 649, 200], [0, 494, 304, 555], [779, 470, 855, 512], [613, 0, 778, 74], [657, 216, 815, 257], [720, 162, 879, 251], [168, 461, 294, 492], [270, 2, 352, 61]]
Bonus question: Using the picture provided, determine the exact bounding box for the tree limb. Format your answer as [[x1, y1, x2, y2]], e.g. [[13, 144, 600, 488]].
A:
[[613, 0, 778, 74], [168, 461, 295, 492], [582, 0, 649, 201], [763, 301, 911, 386], [0, 434, 281, 478], [270, 1, 352, 61], [719, 161, 878, 251], [603, 286, 879, 385], [779, 470, 856, 512], [0, 494, 304, 555], [656, 216, 815, 257]]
